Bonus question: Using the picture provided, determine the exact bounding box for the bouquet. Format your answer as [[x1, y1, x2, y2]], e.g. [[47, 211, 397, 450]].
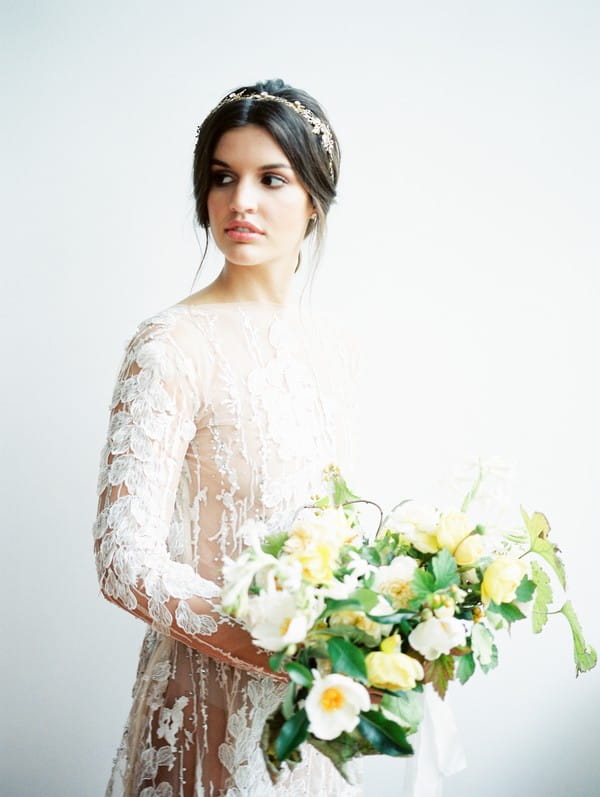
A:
[[221, 464, 596, 783]]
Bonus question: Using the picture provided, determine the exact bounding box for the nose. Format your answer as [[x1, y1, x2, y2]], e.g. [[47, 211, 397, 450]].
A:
[[229, 177, 258, 214]]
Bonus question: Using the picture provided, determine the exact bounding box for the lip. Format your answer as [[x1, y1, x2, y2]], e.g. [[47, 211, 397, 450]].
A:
[[225, 220, 265, 234]]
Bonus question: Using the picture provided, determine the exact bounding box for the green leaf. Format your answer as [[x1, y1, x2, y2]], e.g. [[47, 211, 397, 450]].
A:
[[285, 661, 314, 688], [350, 588, 380, 612], [456, 652, 476, 685], [327, 623, 381, 647], [328, 637, 368, 683], [269, 650, 286, 673], [520, 507, 566, 589], [322, 588, 380, 618], [532, 537, 566, 590], [332, 472, 362, 505], [431, 549, 460, 591], [282, 681, 296, 720], [423, 654, 454, 699], [480, 644, 498, 674], [520, 506, 551, 547], [471, 623, 494, 667], [560, 601, 598, 676], [531, 561, 552, 634], [515, 575, 536, 603], [411, 569, 436, 601], [261, 530, 289, 558], [358, 710, 414, 756], [489, 601, 526, 623], [380, 691, 424, 734], [366, 609, 414, 625], [275, 708, 309, 762], [321, 597, 365, 617], [361, 546, 382, 566], [308, 731, 380, 783]]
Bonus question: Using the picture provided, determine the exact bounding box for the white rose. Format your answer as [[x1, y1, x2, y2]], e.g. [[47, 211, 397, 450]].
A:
[[305, 673, 370, 740], [387, 501, 441, 554], [408, 617, 467, 660], [374, 555, 418, 609], [245, 592, 313, 651]]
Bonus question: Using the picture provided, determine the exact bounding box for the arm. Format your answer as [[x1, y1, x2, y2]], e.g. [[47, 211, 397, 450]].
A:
[[92, 315, 277, 677]]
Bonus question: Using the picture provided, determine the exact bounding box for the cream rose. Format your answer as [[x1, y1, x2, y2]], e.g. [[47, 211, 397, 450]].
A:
[[481, 557, 529, 605], [373, 555, 418, 609], [387, 501, 441, 554], [408, 617, 467, 660]]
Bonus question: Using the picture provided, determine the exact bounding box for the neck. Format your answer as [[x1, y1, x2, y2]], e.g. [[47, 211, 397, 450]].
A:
[[211, 260, 297, 305]]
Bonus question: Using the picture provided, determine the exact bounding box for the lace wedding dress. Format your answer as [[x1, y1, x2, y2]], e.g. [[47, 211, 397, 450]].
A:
[[92, 300, 362, 796]]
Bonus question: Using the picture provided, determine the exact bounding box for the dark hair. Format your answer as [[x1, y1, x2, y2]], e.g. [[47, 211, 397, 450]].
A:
[[191, 78, 340, 287]]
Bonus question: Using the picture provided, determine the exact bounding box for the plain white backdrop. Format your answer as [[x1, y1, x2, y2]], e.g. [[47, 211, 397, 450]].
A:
[[2, 1, 599, 795]]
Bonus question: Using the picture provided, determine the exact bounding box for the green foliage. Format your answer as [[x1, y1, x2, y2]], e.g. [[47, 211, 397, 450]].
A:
[[261, 531, 288, 558], [531, 561, 552, 633], [560, 601, 598, 676], [431, 549, 460, 590], [423, 654, 455, 699], [328, 637, 368, 683], [358, 710, 414, 756], [269, 650, 286, 673], [489, 601, 526, 623], [275, 708, 309, 762], [361, 546, 382, 566], [411, 569, 436, 602], [285, 661, 314, 688], [332, 472, 362, 506], [281, 681, 296, 720], [261, 709, 303, 782], [308, 732, 380, 784], [381, 691, 424, 734], [520, 507, 566, 588], [327, 623, 382, 647], [456, 652, 476, 685], [321, 588, 380, 619], [471, 623, 495, 667], [366, 608, 414, 625], [515, 575, 536, 603]]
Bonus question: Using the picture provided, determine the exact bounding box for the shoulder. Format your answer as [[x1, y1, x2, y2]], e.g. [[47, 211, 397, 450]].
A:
[[119, 304, 204, 382]]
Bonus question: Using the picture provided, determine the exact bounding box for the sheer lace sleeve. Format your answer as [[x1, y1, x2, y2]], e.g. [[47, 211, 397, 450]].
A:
[[92, 314, 274, 676]]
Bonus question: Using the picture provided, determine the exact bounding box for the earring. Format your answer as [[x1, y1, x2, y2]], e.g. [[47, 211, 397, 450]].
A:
[[310, 212, 317, 221]]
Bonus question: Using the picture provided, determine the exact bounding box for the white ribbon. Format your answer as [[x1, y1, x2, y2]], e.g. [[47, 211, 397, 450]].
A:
[[402, 684, 466, 796]]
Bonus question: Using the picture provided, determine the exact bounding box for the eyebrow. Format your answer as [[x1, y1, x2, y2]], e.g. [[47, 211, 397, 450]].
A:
[[210, 158, 293, 171]]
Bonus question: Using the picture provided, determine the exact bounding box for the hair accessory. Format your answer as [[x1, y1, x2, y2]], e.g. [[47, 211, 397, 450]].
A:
[[197, 90, 335, 180]]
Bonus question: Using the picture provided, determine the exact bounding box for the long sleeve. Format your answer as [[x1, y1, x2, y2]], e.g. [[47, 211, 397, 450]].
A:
[[92, 315, 274, 675]]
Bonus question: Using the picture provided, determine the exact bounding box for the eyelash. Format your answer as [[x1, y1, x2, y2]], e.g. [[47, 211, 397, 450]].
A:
[[210, 172, 287, 188]]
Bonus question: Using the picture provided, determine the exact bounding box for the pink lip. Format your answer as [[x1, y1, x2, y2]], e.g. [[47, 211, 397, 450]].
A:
[[225, 220, 264, 234]]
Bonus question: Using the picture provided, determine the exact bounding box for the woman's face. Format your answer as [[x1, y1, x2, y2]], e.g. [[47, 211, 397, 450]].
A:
[[207, 124, 314, 271]]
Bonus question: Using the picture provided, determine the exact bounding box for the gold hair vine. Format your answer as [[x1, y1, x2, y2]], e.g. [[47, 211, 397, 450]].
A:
[[197, 90, 335, 180]]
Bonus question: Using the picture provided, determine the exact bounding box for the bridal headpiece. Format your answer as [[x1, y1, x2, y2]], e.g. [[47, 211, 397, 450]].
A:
[[197, 90, 336, 180]]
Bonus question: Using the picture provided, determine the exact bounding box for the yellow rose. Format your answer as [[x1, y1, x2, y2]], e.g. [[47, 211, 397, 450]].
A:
[[454, 534, 484, 566], [294, 543, 337, 584], [481, 557, 529, 605], [366, 645, 424, 691], [329, 609, 384, 641], [436, 511, 474, 554]]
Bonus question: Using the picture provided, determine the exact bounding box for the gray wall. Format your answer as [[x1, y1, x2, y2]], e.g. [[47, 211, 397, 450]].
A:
[[3, 1, 599, 795]]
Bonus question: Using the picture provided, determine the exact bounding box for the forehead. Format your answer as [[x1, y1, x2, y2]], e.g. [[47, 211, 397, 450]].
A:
[[212, 124, 290, 166]]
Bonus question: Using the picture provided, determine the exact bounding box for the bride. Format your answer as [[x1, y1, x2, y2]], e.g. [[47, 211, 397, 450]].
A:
[[93, 78, 362, 795]]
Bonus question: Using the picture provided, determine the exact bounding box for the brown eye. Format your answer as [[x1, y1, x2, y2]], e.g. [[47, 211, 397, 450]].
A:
[[262, 174, 286, 188], [211, 172, 234, 186]]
